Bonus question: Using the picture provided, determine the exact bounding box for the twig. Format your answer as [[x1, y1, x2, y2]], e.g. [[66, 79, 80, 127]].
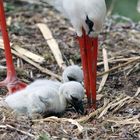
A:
[[12, 45, 45, 64], [107, 115, 140, 125], [98, 93, 139, 118], [97, 56, 140, 66], [37, 23, 66, 69], [0, 38, 45, 64], [77, 99, 109, 123], [0, 124, 35, 138], [126, 63, 137, 76], [134, 87, 140, 97], [6, 16, 12, 26], [0, 45, 61, 80], [77, 107, 104, 123], [98, 47, 109, 93], [97, 57, 140, 77], [98, 96, 131, 118], [33, 116, 83, 132], [12, 50, 61, 80]]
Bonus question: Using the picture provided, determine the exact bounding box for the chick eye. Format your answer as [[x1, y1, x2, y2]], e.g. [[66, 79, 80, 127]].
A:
[[71, 95, 78, 101], [67, 76, 76, 81]]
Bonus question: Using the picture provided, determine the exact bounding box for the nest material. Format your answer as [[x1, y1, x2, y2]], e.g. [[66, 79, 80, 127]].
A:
[[0, 0, 140, 139]]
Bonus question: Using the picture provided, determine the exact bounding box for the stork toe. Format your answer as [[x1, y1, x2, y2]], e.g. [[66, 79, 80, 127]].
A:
[[0, 78, 27, 94]]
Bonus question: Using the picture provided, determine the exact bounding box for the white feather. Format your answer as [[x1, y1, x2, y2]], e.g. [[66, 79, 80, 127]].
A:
[[44, 0, 106, 36], [62, 65, 83, 83], [5, 80, 84, 116], [5, 65, 84, 116], [5, 90, 29, 114]]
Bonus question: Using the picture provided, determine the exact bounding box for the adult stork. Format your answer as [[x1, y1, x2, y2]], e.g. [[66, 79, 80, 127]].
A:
[[0, 0, 106, 108]]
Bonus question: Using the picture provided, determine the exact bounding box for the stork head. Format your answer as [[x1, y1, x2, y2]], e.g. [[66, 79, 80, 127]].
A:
[[84, 0, 107, 37], [84, 15, 104, 37], [85, 15, 94, 36], [59, 81, 85, 114], [62, 65, 83, 83]]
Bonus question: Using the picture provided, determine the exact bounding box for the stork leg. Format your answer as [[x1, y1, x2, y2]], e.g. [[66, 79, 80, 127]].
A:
[[0, 0, 26, 94], [86, 36, 98, 109], [78, 30, 98, 109], [78, 31, 91, 104]]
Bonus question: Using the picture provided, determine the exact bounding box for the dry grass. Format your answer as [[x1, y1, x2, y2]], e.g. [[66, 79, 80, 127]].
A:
[[0, 0, 139, 139]]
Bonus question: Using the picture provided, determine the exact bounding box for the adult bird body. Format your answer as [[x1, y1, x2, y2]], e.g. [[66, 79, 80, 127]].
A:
[[44, 0, 106, 36]]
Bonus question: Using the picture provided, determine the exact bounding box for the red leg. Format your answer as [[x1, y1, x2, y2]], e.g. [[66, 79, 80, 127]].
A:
[[78, 28, 98, 109], [91, 37, 98, 108], [86, 36, 98, 109], [77, 31, 91, 104], [0, 0, 26, 94]]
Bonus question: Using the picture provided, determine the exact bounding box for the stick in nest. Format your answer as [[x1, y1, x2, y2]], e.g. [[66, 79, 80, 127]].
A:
[[33, 116, 83, 132], [98, 47, 109, 93], [0, 124, 35, 138], [97, 57, 140, 77], [37, 23, 66, 69], [0, 44, 61, 80], [77, 99, 109, 123]]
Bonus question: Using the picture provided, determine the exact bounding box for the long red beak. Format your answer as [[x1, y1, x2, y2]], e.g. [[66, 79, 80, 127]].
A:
[[0, 0, 26, 94], [78, 30, 98, 109]]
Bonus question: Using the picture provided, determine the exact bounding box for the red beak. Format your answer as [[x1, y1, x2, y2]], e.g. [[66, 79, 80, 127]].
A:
[[0, 0, 26, 94], [78, 30, 98, 109]]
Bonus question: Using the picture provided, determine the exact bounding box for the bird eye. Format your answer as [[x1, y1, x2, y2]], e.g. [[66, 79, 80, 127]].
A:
[[71, 95, 78, 101], [67, 76, 76, 82]]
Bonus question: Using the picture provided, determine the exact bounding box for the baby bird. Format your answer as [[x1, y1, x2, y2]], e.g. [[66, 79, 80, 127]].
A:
[[62, 65, 83, 83], [5, 81, 84, 116], [5, 65, 84, 116]]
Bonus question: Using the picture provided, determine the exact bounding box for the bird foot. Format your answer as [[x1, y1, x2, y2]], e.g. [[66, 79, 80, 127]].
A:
[[0, 77, 27, 94]]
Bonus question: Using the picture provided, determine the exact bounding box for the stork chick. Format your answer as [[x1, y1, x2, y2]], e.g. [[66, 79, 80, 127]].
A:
[[5, 65, 84, 116], [5, 81, 84, 116], [62, 65, 83, 83]]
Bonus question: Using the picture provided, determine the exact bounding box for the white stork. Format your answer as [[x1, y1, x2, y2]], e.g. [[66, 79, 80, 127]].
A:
[[0, 0, 106, 108]]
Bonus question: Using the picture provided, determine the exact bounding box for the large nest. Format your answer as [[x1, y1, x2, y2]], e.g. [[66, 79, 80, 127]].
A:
[[0, 0, 140, 139]]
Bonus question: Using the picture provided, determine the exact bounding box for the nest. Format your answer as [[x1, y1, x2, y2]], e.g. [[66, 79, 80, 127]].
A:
[[0, 0, 140, 139]]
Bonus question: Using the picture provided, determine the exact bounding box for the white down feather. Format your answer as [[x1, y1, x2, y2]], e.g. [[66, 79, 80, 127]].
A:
[[5, 65, 84, 116]]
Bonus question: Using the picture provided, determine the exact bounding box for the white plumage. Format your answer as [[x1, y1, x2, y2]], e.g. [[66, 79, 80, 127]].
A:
[[62, 65, 83, 83], [5, 65, 84, 116], [5, 81, 84, 116], [44, 0, 106, 36]]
